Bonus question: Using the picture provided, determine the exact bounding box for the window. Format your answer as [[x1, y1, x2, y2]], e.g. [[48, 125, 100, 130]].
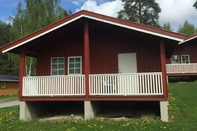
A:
[[51, 57, 65, 75], [171, 55, 180, 64], [2, 82, 6, 88], [68, 56, 82, 75], [181, 55, 190, 63]]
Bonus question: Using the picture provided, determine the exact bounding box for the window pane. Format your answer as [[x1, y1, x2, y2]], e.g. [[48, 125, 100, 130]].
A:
[[51, 57, 65, 75], [69, 64, 74, 68], [75, 63, 80, 68], [171, 55, 180, 64], [75, 58, 80, 62], [58, 64, 64, 69], [52, 70, 57, 75], [181, 55, 189, 63], [52, 64, 57, 69], [75, 69, 80, 74], [58, 70, 64, 75], [52, 58, 57, 63], [69, 69, 74, 74], [69, 58, 74, 63], [58, 58, 64, 63]]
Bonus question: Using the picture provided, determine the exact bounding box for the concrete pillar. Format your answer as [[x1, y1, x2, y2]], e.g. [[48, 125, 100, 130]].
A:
[[160, 101, 169, 122], [19, 102, 32, 120], [84, 101, 98, 120]]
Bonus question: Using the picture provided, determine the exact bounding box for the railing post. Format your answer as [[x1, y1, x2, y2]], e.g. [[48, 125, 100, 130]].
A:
[[160, 42, 168, 99], [19, 49, 26, 99], [84, 22, 90, 98]]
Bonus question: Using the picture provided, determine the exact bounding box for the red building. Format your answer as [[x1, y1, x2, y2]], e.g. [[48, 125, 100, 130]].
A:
[[166, 34, 197, 77], [0, 10, 186, 121]]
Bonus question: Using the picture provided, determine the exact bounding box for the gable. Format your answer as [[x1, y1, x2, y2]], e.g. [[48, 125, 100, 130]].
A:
[[0, 10, 186, 55]]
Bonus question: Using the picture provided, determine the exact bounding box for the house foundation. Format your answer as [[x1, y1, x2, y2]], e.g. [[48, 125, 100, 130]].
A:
[[20, 101, 40, 120], [84, 101, 99, 120], [160, 101, 169, 122]]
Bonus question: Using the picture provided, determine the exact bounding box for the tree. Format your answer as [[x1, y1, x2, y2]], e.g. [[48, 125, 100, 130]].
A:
[[162, 22, 172, 31], [0, 21, 18, 76], [193, 1, 197, 9], [178, 20, 196, 37], [117, 0, 161, 27], [9, 0, 71, 76]]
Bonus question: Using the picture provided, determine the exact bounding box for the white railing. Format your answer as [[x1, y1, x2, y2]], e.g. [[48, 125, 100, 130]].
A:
[[89, 73, 163, 96], [23, 75, 85, 96], [166, 63, 197, 74]]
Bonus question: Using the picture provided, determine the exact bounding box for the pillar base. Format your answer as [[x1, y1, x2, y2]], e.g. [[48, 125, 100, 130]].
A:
[[160, 101, 169, 122]]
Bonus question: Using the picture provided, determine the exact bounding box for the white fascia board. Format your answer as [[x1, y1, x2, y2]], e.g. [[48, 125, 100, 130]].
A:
[[3, 14, 184, 53], [178, 35, 197, 45], [83, 15, 184, 42]]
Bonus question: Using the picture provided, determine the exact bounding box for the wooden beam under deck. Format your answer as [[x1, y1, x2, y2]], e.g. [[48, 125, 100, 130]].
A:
[[19, 96, 167, 102]]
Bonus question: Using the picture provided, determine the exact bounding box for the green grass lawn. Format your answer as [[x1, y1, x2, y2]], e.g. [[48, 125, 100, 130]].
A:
[[0, 82, 197, 131], [0, 94, 18, 101]]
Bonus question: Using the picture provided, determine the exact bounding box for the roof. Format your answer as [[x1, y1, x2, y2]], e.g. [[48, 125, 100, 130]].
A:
[[0, 75, 19, 82], [179, 34, 197, 45], [0, 10, 186, 53]]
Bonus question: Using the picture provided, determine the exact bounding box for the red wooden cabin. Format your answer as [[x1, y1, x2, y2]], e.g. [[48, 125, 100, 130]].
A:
[[0, 10, 186, 121], [166, 34, 197, 77]]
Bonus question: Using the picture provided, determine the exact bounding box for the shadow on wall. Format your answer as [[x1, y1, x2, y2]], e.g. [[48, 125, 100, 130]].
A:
[[169, 76, 197, 83]]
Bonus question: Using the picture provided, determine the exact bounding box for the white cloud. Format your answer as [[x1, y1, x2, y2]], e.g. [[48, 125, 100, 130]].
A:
[[76, 0, 197, 31], [72, 1, 81, 6], [156, 0, 197, 31], [76, 0, 123, 17]]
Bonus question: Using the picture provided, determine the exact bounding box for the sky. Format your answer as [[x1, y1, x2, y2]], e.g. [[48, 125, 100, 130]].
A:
[[0, 0, 197, 32]]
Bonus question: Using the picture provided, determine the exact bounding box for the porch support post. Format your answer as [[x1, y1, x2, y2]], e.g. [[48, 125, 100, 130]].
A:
[[160, 42, 168, 99], [19, 49, 26, 100], [84, 22, 90, 98], [160, 42, 169, 121]]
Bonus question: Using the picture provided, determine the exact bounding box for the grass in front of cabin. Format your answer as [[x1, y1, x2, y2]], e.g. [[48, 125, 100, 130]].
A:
[[0, 82, 197, 130], [0, 94, 18, 101]]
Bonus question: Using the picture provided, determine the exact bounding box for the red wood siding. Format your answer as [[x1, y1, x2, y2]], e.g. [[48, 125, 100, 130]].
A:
[[166, 41, 197, 64], [36, 23, 162, 76], [36, 29, 84, 76], [89, 25, 161, 74]]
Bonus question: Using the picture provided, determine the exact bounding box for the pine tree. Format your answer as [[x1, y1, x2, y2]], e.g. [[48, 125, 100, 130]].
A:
[[162, 22, 172, 31], [193, 1, 197, 9], [117, 0, 161, 27], [178, 20, 196, 37]]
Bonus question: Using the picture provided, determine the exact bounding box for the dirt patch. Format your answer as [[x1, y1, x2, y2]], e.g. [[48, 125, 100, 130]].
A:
[[39, 114, 84, 122]]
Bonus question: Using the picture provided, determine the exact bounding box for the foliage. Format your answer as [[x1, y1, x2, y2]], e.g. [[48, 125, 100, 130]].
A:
[[8, 0, 71, 76], [162, 22, 172, 31], [177, 20, 197, 37], [0, 21, 18, 76], [1, 82, 197, 130], [193, 1, 197, 9], [117, 0, 161, 27]]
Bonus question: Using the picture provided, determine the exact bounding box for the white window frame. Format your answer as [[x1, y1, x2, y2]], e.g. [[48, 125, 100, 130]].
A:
[[2, 82, 6, 88], [51, 57, 65, 75], [171, 55, 180, 64], [68, 56, 82, 75], [181, 55, 190, 64]]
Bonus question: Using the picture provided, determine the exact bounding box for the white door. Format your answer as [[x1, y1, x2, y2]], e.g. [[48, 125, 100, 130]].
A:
[[118, 53, 137, 73], [118, 53, 138, 95]]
